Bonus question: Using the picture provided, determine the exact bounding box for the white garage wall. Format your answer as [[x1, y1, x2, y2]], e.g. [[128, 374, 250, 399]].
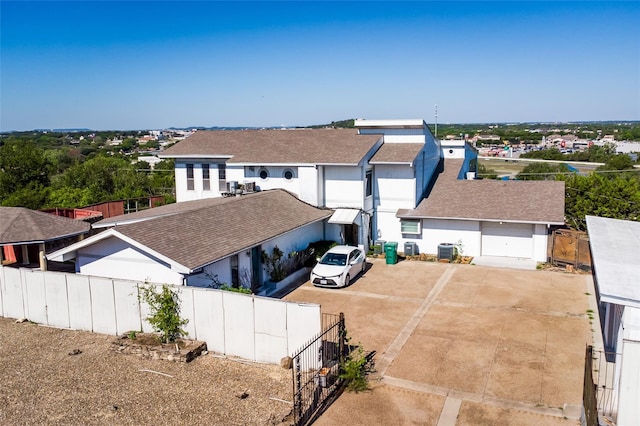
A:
[[421, 219, 481, 256], [0, 266, 322, 364], [533, 224, 549, 262]]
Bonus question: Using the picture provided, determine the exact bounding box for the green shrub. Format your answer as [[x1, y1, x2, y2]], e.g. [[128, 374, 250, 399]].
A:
[[220, 284, 252, 294], [139, 284, 188, 343], [339, 339, 372, 393]]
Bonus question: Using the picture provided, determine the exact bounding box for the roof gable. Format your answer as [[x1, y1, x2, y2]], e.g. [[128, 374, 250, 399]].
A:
[[51, 190, 332, 272]]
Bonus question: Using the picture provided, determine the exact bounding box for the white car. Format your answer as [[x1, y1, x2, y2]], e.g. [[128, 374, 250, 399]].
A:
[[310, 245, 366, 288]]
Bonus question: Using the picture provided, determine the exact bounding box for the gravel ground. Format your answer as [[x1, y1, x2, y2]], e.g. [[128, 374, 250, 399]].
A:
[[0, 317, 294, 425]]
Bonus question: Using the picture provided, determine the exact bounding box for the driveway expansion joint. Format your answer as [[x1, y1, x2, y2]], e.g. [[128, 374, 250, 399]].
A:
[[376, 265, 457, 377]]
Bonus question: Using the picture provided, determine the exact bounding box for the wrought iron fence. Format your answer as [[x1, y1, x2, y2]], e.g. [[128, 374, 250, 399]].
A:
[[292, 313, 346, 426]]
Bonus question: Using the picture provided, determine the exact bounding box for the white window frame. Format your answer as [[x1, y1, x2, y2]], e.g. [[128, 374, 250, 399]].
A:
[[400, 219, 421, 235]]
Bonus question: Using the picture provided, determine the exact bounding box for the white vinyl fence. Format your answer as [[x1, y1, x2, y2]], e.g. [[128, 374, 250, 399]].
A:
[[0, 266, 321, 364]]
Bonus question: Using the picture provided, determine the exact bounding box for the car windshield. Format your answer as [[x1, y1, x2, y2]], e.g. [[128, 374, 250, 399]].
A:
[[320, 253, 347, 266]]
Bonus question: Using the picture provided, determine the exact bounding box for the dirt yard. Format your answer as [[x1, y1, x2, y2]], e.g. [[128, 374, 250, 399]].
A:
[[0, 317, 293, 425]]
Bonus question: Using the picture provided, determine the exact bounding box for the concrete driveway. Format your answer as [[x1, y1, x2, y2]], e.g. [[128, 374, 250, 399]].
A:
[[284, 258, 592, 425]]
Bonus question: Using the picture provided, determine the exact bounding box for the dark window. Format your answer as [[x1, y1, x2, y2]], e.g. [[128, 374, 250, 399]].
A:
[[365, 170, 373, 197], [202, 164, 210, 191], [218, 163, 226, 191], [230, 254, 239, 288], [186, 164, 194, 190]]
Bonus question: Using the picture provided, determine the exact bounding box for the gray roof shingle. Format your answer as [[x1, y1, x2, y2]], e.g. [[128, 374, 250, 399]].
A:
[[160, 128, 381, 165], [397, 159, 565, 224], [0, 207, 91, 244], [109, 190, 332, 270], [370, 143, 424, 164]]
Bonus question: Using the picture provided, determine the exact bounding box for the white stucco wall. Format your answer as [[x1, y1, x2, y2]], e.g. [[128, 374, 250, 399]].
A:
[[175, 160, 230, 202], [420, 219, 482, 256], [76, 236, 184, 286], [261, 221, 326, 283], [244, 165, 301, 194], [532, 224, 549, 262], [441, 140, 467, 159], [298, 166, 321, 206], [324, 166, 364, 209]]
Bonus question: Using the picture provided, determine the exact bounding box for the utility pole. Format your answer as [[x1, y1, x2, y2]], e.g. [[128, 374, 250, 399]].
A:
[[434, 104, 438, 139]]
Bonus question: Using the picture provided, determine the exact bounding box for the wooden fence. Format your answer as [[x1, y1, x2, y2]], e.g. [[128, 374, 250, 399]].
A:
[[550, 229, 591, 270]]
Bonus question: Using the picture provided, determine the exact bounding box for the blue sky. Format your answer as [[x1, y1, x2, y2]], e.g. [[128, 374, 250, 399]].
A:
[[1, 1, 639, 131]]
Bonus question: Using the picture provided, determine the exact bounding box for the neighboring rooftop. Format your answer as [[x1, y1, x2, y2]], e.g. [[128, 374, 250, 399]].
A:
[[397, 159, 565, 224], [159, 128, 382, 165], [0, 207, 91, 245], [354, 118, 426, 129], [586, 215, 640, 308]]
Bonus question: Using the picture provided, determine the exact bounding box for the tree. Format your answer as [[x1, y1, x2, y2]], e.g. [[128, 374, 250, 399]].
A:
[[516, 162, 569, 180], [50, 155, 151, 207], [561, 172, 640, 230], [0, 140, 52, 206]]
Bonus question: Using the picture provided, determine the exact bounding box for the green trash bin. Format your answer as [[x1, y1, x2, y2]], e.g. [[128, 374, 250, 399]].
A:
[[384, 242, 398, 265]]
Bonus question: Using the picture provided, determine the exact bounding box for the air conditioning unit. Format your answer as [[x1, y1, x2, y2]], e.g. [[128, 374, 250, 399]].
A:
[[437, 243, 456, 261], [227, 181, 238, 192], [243, 181, 255, 192], [404, 242, 419, 256]]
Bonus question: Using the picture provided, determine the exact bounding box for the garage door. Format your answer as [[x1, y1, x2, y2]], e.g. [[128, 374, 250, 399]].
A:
[[481, 222, 533, 258]]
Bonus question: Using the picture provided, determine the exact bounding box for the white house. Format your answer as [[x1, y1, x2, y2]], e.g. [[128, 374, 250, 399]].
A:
[[159, 120, 443, 252], [159, 119, 562, 262], [586, 215, 640, 424], [47, 190, 332, 294]]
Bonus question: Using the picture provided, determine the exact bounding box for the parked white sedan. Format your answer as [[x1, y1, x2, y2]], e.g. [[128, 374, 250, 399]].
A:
[[310, 245, 366, 288]]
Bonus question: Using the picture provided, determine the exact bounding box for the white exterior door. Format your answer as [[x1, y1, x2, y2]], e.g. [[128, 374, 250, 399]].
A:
[[481, 222, 534, 258]]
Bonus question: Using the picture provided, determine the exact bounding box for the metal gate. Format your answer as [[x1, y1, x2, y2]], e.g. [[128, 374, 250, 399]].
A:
[[292, 313, 346, 426]]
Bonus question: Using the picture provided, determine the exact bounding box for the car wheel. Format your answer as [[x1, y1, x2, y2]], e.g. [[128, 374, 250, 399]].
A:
[[344, 274, 350, 287], [361, 261, 366, 273]]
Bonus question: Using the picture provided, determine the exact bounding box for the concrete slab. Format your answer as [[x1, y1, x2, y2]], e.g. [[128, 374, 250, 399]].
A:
[[456, 401, 577, 425], [284, 258, 592, 425], [471, 255, 538, 270], [314, 383, 446, 426]]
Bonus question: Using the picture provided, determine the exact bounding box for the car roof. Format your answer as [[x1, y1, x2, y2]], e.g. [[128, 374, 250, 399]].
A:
[[326, 245, 360, 255]]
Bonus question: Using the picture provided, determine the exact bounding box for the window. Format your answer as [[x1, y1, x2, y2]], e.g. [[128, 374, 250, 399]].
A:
[[400, 220, 421, 235], [283, 168, 294, 180], [230, 254, 239, 288], [218, 163, 226, 191], [202, 164, 210, 191], [365, 170, 373, 197], [259, 168, 269, 180], [186, 164, 194, 190]]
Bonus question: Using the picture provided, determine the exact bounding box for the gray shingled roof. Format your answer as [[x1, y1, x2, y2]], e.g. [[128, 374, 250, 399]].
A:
[[94, 196, 241, 227], [0, 207, 91, 244], [110, 190, 332, 270], [160, 128, 382, 165], [370, 143, 424, 164], [397, 159, 565, 224]]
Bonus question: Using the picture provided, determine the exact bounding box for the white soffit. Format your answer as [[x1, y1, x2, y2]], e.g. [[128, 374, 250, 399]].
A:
[[328, 209, 360, 225]]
